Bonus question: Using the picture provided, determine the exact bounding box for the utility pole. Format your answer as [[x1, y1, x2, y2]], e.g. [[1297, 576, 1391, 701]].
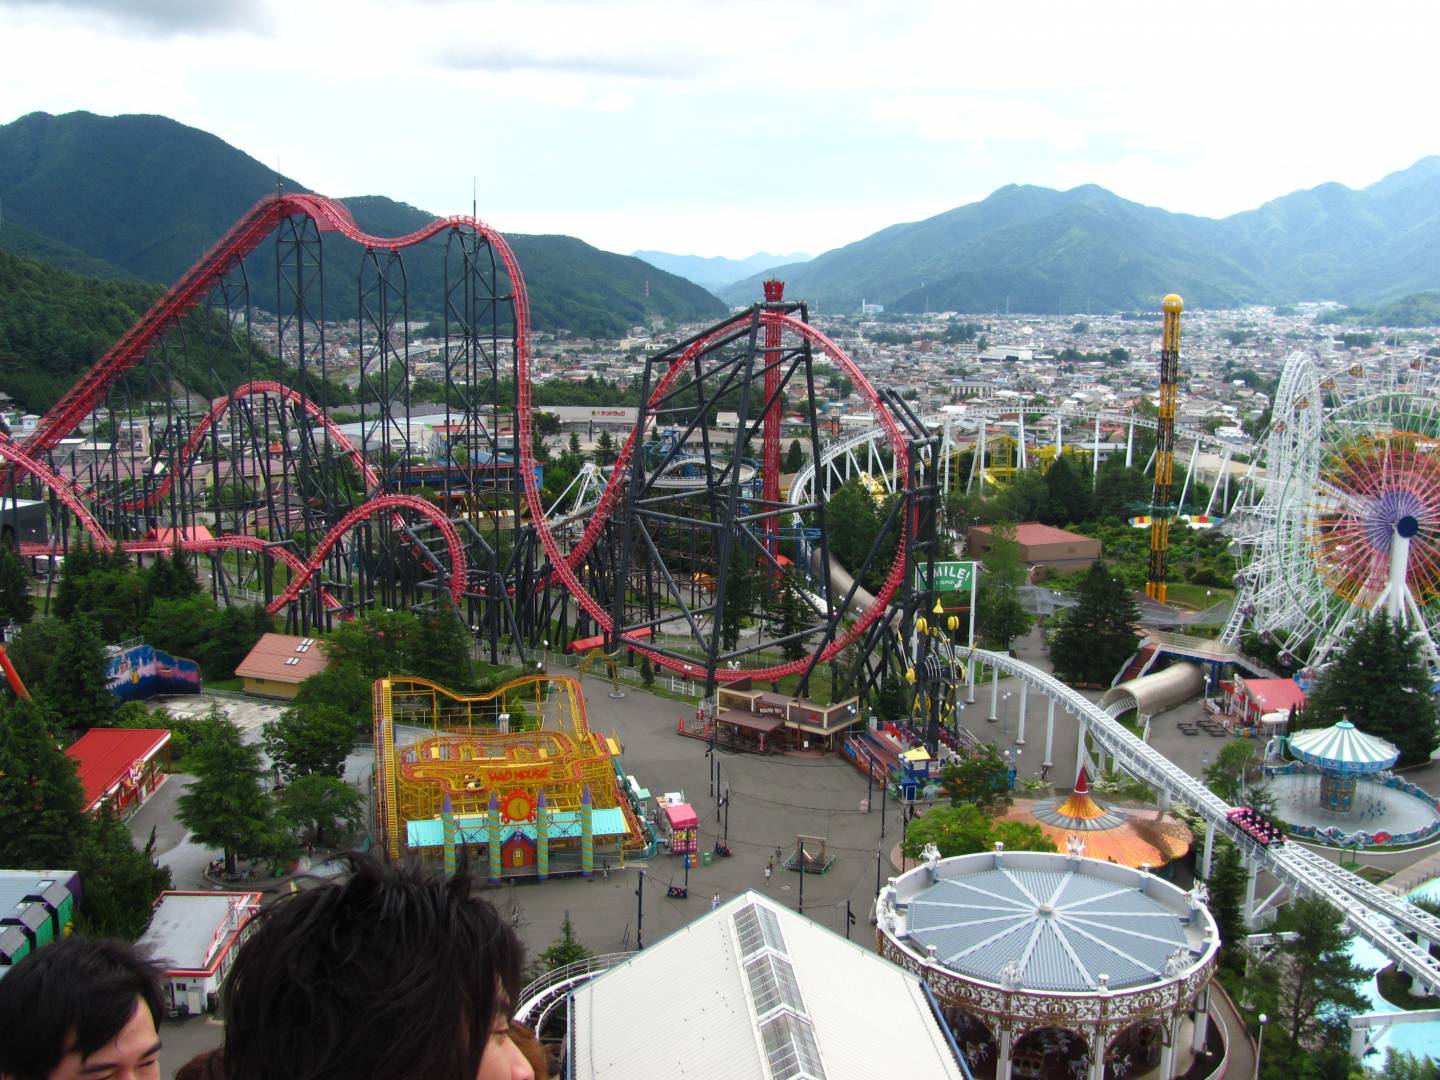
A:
[[798, 861, 805, 915], [845, 899, 854, 940], [636, 869, 645, 950]]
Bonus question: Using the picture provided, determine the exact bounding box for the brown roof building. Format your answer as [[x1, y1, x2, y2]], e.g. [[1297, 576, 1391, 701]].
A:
[[967, 521, 1101, 571], [233, 634, 330, 699]]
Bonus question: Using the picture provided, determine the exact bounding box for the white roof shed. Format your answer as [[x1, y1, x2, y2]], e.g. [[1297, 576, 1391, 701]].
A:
[[569, 889, 966, 1080]]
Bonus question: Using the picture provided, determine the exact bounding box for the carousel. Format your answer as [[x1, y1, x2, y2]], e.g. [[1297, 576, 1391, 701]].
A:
[[876, 845, 1220, 1080], [1286, 719, 1400, 813]]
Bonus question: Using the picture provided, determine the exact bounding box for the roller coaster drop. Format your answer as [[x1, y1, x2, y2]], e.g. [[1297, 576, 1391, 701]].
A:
[[4, 194, 936, 698]]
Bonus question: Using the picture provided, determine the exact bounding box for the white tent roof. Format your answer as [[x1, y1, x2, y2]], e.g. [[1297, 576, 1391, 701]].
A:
[[1288, 720, 1400, 772], [569, 889, 964, 1080]]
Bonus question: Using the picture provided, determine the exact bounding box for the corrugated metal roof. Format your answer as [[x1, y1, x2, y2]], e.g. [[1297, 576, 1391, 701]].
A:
[[571, 890, 964, 1080], [907, 866, 1191, 992]]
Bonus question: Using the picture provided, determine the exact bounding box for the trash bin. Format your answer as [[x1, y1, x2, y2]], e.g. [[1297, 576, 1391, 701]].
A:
[[702, 851, 713, 866]]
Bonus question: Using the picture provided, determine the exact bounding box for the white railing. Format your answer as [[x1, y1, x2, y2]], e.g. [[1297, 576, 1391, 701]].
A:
[[513, 951, 637, 1026]]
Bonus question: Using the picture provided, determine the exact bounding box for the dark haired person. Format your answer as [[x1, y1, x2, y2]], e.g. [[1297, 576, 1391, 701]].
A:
[[0, 937, 165, 1080], [219, 853, 533, 1080]]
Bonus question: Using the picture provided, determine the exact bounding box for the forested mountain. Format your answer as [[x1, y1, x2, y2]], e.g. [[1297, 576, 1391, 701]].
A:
[[0, 111, 725, 338], [721, 160, 1440, 314]]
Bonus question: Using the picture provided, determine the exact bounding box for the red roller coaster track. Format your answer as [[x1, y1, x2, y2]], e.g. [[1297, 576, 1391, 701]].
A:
[[12, 193, 907, 674]]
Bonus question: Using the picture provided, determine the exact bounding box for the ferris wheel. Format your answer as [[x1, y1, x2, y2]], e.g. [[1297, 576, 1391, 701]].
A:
[[1229, 350, 1440, 676]]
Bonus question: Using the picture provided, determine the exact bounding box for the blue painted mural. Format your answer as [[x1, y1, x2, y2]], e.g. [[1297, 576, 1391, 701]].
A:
[[105, 642, 201, 702]]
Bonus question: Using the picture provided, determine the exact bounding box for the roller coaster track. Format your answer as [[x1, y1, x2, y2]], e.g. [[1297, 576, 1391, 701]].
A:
[[118, 379, 382, 511], [517, 309, 913, 683], [0, 423, 461, 614], [973, 648, 1440, 992]]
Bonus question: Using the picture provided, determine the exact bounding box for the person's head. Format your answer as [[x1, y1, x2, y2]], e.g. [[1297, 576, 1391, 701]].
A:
[[222, 853, 532, 1080], [0, 936, 165, 1080]]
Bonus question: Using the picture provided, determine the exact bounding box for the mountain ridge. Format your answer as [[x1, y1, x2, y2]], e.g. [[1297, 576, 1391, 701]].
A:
[[0, 111, 726, 338], [721, 162, 1440, 313]]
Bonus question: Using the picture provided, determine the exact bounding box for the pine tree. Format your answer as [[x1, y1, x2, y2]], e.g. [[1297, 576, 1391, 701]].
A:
[[0, 540, 34, 624], [176, 709, 274, 878], [1041, 454, 1092, 525], [145, 548, 199, 602], [262, 703, 354, 780], [1048, 561, 1140, 684], [1301, 613, 1438, 766], [276, 774, 364, 847], [532, 914, 593, 975], [1271, 896, 1371, 1049], [777, 575, 808, 662], [1205, 841, 1249, 975], [44, 613, 114, 730], [405, 604, 475, 686], [976, 521, 1032, 650], [0, 697, 87, 867], [73, 814, 172, 940], [785, 439, 804, 473]]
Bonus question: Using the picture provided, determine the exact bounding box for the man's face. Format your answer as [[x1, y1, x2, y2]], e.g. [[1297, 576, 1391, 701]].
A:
[[49, 996, 161, 1080]]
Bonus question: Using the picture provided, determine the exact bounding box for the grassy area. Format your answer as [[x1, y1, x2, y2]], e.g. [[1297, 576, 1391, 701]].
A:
[[1162, 583, 1234, 610], [1378, 963, 1440, 1010], [203, 676, 245, 692], [1341, 862, 1395, 885]]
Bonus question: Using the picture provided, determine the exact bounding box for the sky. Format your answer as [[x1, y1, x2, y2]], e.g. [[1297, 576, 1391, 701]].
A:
[[2, 0, 1438, 259]]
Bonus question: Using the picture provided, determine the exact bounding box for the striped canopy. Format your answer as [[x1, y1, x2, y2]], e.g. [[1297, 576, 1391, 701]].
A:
[[1288, 720, 1399, 773]]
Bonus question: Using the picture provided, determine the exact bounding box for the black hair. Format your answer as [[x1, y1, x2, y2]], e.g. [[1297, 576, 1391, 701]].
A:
[[222, 852, 523, 1080], [0, 936, 165, 1080]]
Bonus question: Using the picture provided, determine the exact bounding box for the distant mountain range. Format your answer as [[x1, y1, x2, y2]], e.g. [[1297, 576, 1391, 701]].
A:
[[0, 111, 726, 338], [721, 161, 1440, 314], [631, 250, 810, 289]]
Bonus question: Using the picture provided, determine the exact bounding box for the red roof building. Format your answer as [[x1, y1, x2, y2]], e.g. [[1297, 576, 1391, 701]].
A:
[[234, 633, 331, 699], [65, 728, 171, 814], [968, 522, 1102, 571], [1227, 676, 1307, 732]]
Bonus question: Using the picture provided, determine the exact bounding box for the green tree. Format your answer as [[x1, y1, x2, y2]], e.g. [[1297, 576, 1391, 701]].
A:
[[900, 804, 1054, 861], [593, 430, 618, 466], [873, 672, 909, 724], [940, 743, 1013, 813], [6, 617, 66, 692], [263, 703, 354, 780], [321, 609, 417, 679], [1300, 613, 1438, 766], [976, 522, 1031, 649], [44, 613, 114, 729], [719, 544, 757, 652], [785, 439, 804, 473], [201, 604, 272, 679], [990, 820, 1059, 853], [1204, 841, 1249, 975], [176, 710, 273, 878], [292, 666, 373, 729], [568, 431, 583, 458], [1041, 455, 1092, 525], [1093, 461, 1153, 523], [73, 815, 171, 940], [276, 774, 364, 847], [528, 913, 593, 978], [992, 469, 1049, 524], [144, 549, 198, 602], [0, 697, 86, 867], [1203, 738, 1267, 806], [1270, 896, 1371, 1050], [640, 656, 655, 687], [0, 541, 34, 624], [141, 594, 218, 667], [775, 574, 808, 662], [1048, 561, 1140, 685], [1380, 1049, 1440, 1080], [404, 605, 474, 687]]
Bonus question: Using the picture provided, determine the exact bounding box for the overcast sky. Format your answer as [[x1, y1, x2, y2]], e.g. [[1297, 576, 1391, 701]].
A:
[[2, 0, 1436, 259]]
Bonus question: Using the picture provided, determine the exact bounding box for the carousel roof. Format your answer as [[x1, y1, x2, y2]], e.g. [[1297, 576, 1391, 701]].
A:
[[903, 854, 1200, 993], [1288, 719, 1399, 773], [1003, 769, 1192, 869]]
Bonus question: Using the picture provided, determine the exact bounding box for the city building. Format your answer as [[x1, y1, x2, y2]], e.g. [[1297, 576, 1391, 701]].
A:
[[64, 728, 172, 814], [234, 633, 330, 699], [968, 522, 1102, 572], [137, 890, 261, 1016]]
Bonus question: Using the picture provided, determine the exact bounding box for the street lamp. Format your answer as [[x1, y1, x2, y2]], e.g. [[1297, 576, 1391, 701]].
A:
[[1253, 1013, 1268, 1080]]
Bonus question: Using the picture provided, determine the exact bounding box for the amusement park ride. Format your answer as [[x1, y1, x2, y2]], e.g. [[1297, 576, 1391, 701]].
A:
[[0, 193, 940, 708]]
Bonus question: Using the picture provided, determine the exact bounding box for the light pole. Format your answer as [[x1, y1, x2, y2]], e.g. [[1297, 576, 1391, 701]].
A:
[[1253, 1013, 1268, 1080]]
